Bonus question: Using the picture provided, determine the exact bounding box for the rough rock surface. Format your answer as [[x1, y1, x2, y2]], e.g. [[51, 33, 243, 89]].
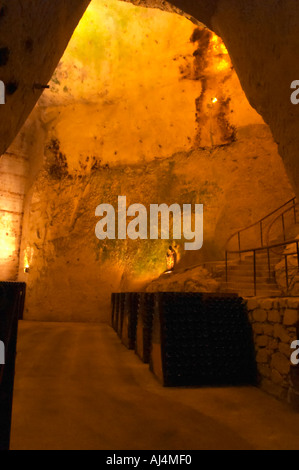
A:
[[0, 0, 90, 157], [0, 138, 28, 280], [145, 265, 220, 293], [0, 0, 296, 321], [121, 0, 217, 28], [122, 0, 299, 199], [18, 130, 292, 322], [209, 0, 299, 200], [11, 1, 292, 321], [1, 0, 299, 201]]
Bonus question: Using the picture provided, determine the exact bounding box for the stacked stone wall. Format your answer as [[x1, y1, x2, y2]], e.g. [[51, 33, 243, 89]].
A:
[[247, 297, 299, 408]]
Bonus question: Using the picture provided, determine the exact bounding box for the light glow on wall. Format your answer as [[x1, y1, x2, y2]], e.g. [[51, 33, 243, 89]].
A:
[[210, 33, 231, 72], [216, 58, 230, 71], [24, 247, 34, 273], [211, 33, 229, 55], [24, 253, 30, 273], [0, 213, 16, 259]]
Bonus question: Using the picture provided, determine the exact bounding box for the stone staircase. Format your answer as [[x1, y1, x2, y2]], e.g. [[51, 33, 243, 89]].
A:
[[206, 202, 299, 298], [223, 252, 282, 297]]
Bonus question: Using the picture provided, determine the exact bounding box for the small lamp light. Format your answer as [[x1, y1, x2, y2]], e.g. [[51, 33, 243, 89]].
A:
[[24, 250, 31, 273]]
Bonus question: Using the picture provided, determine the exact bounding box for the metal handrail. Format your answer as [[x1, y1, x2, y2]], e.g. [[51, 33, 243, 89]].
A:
[[226, 197, 296, 252], [266, 201, 298, 246], [226, 238, 299, 296], [227, 237, 298, 255]]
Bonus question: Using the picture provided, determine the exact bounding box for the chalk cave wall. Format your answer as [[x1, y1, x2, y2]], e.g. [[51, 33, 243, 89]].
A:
[[11, 0, 293, 322], [0, 0, 91, 158], [162, 0, 299, 199], [0, 0, 90, 283], [0, 139, 28, 280]]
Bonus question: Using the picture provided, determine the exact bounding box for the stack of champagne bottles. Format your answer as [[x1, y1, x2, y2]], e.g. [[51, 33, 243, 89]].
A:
[[0, 282, 26, 451], [153, 293, 257, 387], [112, 292, 155, 362], [135, 293, 155, 363], [111, 291, 257, 388]]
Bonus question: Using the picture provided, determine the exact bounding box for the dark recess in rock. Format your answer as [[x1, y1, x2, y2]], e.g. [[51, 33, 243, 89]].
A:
[[46, 138, 69, 180], [24, 38, 34, 52], [0, 47, 10, 66], [190, 27, 204, 43], [0, 5, 7, 18], [6, 82, 18, 95]]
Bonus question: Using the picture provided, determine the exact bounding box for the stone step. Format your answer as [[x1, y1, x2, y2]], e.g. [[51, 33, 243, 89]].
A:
[[224, 277, 280, 288], [226, 270, 277, 279], [228, 264, 277, 271], [228, 263, 276, 270], [223, 290, 281, 298], [231, 260, 292, 271], [225, 280, 278, 288], [228, 265, 276, 272], [222, 283, 280, 291], [241, 254, 282, 261], [243, 253, 283, 261], [225, 276, 275, 284]]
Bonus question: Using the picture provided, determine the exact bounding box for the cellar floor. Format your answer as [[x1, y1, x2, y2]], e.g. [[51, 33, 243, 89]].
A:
[[10, 321, 299, 450]]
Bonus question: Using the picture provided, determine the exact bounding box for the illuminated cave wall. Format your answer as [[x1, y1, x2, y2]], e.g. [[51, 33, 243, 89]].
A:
[[162, 0, 299, 200], [13, 0, 293, 322], [0, 142, 27, 280]]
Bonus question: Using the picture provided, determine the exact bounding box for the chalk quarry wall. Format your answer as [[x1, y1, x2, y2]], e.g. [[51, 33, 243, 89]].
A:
[[1, 0, 299, 202], [10, 1, 292, 322], [0, 0, 298, 325], [124, 0, 299, 200]]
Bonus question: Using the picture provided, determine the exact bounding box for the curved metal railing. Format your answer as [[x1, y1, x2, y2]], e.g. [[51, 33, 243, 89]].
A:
[[225, 197, 296, 253], [266, 202, 299, 247], [225, 238, 299, 296]]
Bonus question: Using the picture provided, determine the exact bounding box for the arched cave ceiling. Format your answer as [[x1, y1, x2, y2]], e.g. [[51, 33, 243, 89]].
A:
[[1, 0, 299, 196]]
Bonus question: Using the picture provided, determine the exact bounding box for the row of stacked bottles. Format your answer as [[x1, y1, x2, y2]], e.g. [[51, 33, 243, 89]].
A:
[[111, 292, 257, 388]]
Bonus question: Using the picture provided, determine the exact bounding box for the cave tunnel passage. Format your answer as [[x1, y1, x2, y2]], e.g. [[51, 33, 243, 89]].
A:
[[1, 0, 293, 323]]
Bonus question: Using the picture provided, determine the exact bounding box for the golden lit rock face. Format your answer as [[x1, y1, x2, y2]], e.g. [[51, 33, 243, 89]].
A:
[[0, 212, 18, 274], [14, 0, 294, 322], [20, 125, 292, 322], [1, 0, 299, 199], [33, 0, 264, 168], [38, 0, 201, 168], [166, 0, 299, 199], [0, 134, 29, 280], [126, 0, 299, 199], [211, 0, 299, 200]]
